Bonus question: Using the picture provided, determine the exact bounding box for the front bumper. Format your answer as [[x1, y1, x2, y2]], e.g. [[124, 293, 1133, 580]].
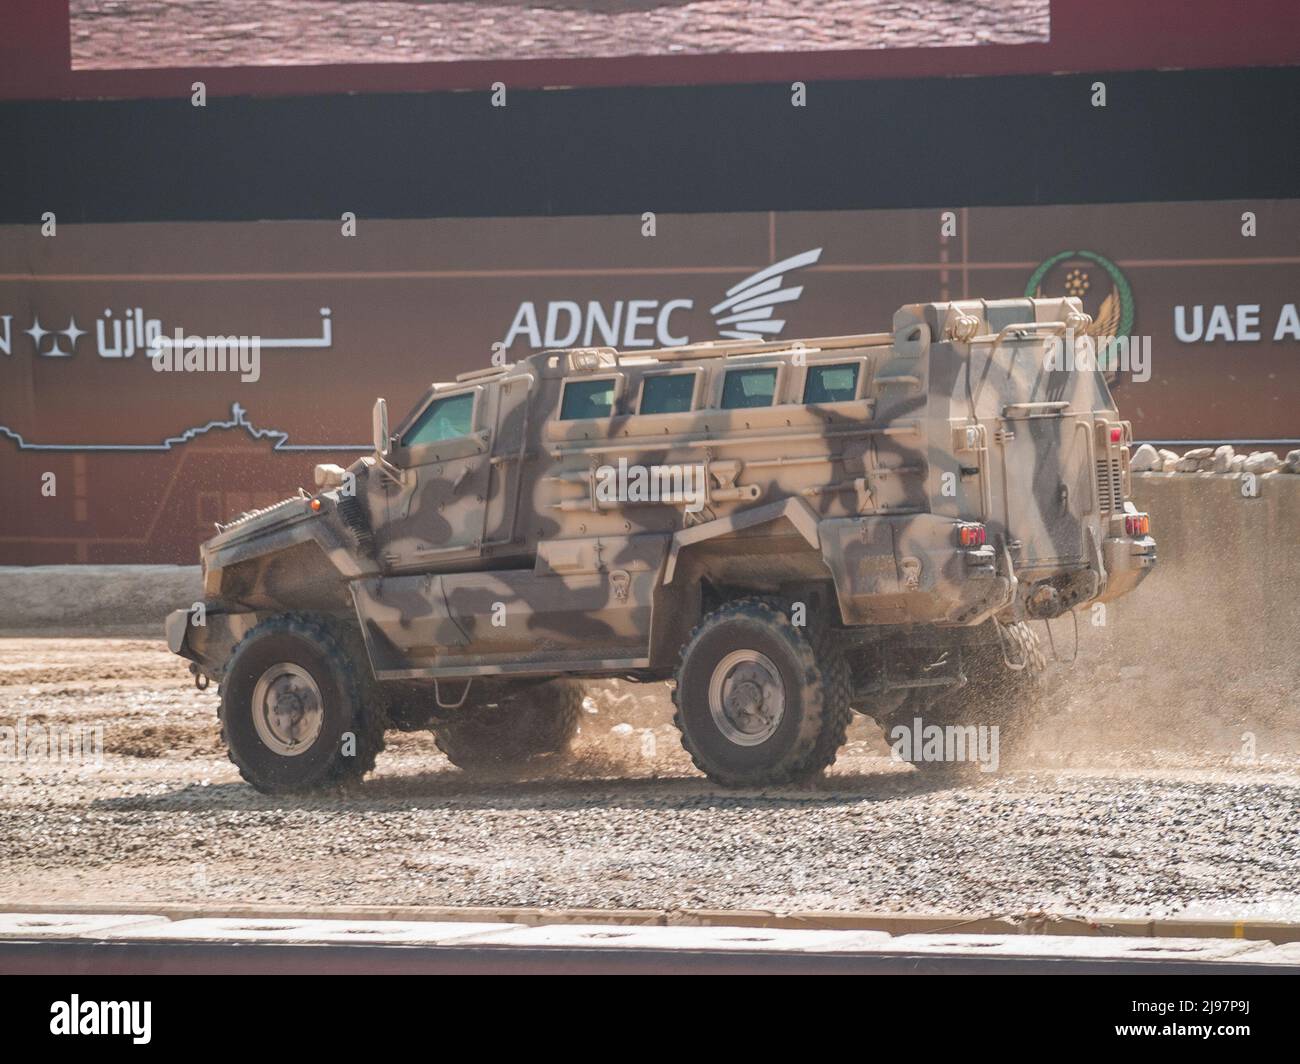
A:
[[165, 608, 191, 656], [164, 606, 263, 679]]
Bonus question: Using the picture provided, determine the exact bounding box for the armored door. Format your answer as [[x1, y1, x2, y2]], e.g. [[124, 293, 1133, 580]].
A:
[[378, 384, 494, 571]]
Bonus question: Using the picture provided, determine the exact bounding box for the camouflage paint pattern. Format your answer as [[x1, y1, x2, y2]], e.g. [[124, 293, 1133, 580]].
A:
[[168, 297, 1156, 681]]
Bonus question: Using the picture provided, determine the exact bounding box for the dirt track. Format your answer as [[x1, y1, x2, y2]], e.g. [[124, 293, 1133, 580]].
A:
[[70, 0, 1050, 68], [1, 637, 1297, 919]]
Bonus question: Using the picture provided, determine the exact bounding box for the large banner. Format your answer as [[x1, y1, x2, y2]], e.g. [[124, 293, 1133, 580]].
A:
[[6, 1, 1298, 99], [69, 0, 1050, 69], [2, 199, 1297, 563]]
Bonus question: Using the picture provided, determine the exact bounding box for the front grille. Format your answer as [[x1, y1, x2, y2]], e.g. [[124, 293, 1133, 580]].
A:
[[337, 494, 375, 557], [1096, 457, 1124, 512]]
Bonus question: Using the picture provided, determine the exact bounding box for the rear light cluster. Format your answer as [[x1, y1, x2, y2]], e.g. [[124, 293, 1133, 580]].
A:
[[957, 523, 987, 548], [1125, 512, 1151, 536]]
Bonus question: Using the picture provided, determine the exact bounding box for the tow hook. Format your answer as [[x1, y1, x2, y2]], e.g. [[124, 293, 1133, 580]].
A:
[[190, 662, 211, 691]]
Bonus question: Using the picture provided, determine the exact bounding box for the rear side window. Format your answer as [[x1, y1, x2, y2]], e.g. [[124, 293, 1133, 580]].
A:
[[639, 374, 696, 414], [560, 378, 617, 420], [402, 392, 475, 446], [804, 363, 860, 404], [721, 367, 778, 409]]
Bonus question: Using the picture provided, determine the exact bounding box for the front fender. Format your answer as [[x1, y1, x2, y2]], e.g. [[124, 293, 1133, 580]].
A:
[[200, 496, 380, 600]]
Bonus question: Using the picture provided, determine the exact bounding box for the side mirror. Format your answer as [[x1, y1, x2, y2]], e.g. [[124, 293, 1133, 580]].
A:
[[372, 398, 390, 457]]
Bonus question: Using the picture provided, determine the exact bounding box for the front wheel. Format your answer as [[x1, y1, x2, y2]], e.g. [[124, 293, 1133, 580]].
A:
[[218, 614, 385, 794], [672, 599, 851, 788]]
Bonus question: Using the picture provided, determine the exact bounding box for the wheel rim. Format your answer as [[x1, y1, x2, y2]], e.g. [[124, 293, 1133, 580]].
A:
[[707, 649, 785, 746], [251, 662, 324, 756]]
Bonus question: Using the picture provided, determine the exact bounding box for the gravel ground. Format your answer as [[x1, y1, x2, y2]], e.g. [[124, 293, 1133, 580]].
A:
[[70, 0, 1050, 68], [1, 637, 1297, 920]]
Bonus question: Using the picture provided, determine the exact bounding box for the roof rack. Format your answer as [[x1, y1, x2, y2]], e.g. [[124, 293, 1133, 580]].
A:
[[453, 332, 895, 382], [643, 332, 894, 362], [454, 364, 510, 383]]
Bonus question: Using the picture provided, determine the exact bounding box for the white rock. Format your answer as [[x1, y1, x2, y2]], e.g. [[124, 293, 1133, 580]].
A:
[[1244, 451, 1281, 474], [1158, 449, 1180, 471], [1284, 449, 1300, 474], [611, 723, 635, 737], [1231, 455, 1247, 474], [1129, 443, 1160, 471], [1212, 444, 1235, 473]]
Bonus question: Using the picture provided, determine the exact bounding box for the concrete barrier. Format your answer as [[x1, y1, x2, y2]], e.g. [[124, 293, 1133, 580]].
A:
[[5, 899, 1298, 942], [1129, 471, 1300, 646], [0, 564, 200, 634], [1, 911, 1295, 974], [1032, 471, 1300, 758]]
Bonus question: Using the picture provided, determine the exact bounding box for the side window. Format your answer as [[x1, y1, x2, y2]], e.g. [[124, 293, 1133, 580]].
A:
[[402, 392, 475, 446], [560, 378, 617, 420], [804, 363, 860, 404], [639, 373, 696, 414], [721, 367, 778, 410]]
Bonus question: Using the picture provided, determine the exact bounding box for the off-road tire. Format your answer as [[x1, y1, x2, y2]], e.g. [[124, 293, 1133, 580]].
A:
[[432, 679, 583, 771], [891, 621, 1045, 779], [672, 598, 852, 788], [218, 613, 386, 794]]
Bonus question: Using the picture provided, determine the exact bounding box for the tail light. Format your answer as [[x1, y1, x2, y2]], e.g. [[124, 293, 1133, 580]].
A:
[[958, 523, 986, 548], [1125, 512, 1150, 536]]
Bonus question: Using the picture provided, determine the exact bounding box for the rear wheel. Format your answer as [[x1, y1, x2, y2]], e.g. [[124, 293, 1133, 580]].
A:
[[432, 679, 583, 771], [219, 614, 385, 794], [672, 599, 851, 788]]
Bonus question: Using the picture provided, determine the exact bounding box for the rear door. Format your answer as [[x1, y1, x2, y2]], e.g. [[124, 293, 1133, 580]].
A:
[[994, 404, 1093, 569]]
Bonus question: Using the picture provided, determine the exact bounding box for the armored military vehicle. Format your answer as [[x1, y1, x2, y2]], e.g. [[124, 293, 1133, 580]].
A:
[[168, 297, 1156, 793]]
